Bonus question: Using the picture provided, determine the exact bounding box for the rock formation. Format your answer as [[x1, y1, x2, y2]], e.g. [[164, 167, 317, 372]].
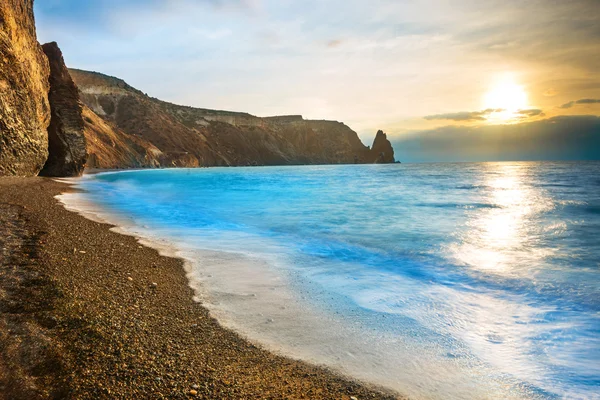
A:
[[70, 69, 396, 168], [0, 0, 50, 176], [369, 130, 395, 163], [38, 42, 87, 177]]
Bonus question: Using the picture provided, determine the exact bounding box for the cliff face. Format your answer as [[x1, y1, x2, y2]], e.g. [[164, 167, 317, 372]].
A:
[[82, 106, 162, 169], [0, 0, 50, 176], [38, 42, 87, 177], [70, 69, 395, 168]]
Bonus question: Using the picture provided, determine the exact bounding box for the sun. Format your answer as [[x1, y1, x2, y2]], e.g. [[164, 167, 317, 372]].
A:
[[483, 75, 528, 122], [484, 77, 528, 111]]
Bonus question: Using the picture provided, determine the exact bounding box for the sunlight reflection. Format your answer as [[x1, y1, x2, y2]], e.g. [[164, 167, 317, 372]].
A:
[[452, 163, 555, 275]]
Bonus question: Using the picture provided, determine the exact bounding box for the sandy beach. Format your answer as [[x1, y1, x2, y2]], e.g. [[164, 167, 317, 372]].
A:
[[0, 176, 399, 399]]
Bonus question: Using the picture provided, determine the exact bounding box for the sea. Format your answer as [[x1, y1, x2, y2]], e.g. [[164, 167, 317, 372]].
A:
[[59, 162, 600, 399]]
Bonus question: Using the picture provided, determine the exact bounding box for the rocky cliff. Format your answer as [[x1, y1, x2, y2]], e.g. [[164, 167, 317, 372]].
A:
[[70, 69, 395, 168], [82, 106, 162, 169], [0, 0, 395, 175], [38, 42, 87, 177], [0, 0, 50, 176]]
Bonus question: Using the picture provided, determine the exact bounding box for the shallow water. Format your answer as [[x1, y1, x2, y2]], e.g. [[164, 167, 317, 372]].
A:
[[63, 162, 600, 399]]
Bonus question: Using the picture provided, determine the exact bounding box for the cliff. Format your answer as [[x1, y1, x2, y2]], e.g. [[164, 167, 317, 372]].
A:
[[0, 0, 395, 175], [82, 106, 162, 169], [38, 42, 87, 177], [69, 69, 395, 168], [0, 0, 50, 176]]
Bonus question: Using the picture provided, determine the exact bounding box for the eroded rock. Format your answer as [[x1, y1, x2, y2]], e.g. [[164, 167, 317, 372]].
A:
[[0, 0, 50, 176], [369, 130, 395, 163], [38, 42, 87, 177]]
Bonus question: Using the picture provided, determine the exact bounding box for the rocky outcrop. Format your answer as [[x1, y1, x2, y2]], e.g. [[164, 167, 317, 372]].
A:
[[70, 69, 396, 168], [0, 0, 50, 176], [368, 130, 395, 163], [38, 42, 87, 177]]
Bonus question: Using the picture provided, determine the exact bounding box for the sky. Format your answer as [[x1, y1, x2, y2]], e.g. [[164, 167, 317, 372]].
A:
[[34, 0, 600, 161]]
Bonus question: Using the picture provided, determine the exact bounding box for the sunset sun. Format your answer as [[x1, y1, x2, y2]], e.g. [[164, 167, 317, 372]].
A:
[[484, 76, 528, 121]]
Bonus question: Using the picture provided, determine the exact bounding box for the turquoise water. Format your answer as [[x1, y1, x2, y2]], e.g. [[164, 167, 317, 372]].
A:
[[72, 162, 600, 399]]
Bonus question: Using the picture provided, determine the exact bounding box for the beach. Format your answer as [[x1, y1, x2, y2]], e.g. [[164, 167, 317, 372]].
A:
[[0, 176, 398, 399]]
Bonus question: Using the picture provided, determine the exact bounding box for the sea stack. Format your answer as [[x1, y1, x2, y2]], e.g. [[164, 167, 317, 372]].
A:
[[370, 130, 395, 163]]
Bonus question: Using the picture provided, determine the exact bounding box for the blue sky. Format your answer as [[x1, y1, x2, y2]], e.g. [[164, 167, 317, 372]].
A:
[[35, 0, 600, 144]]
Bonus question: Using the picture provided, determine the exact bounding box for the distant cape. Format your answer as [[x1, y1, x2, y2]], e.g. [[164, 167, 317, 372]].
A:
[[70, 68, 395, 169]]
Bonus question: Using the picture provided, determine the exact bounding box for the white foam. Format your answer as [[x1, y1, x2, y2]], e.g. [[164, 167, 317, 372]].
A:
[[56, 178, 539, 400]]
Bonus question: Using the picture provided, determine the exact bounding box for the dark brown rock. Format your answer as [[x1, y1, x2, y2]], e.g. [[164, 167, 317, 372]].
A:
[[0, 0, 50, 176], [369, 130, 395, 163], [38, 42, 87, 177]]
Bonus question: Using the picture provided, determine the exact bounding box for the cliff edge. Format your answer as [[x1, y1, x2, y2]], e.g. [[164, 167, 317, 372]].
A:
[[70, 69, 396, 168]]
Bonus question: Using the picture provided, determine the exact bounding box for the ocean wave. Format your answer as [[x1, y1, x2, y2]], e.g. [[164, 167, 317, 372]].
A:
[[67, 162, 600, 400], [455, 184, 489, 190], [416, 202, 502, 209]]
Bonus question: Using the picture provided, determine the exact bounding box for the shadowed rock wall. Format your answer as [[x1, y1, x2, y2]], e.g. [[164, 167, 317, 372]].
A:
[[38, 42, 87, 177]]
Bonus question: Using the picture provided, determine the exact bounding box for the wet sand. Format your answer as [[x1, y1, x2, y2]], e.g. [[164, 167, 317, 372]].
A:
[[0, 176, 400, 399]]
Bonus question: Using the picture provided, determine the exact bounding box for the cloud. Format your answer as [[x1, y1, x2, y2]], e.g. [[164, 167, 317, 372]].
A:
[[33, 0, 600, 131], [327, 39, 344, 48], [559, 98, 600, 109], [516, 109, 545, 117], [577, 99, 600, 105], [543, 88, 558, 97], [424, 108, 503, 121], [35, 0, 258, 32], [392, 115, 600, 163], [456, 0, 600, 74], [424, 108, 547, 123]]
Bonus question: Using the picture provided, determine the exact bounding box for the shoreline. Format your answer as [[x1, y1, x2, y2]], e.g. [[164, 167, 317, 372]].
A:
[[58, 177, 414, 398], [0, 176, 400, 399]]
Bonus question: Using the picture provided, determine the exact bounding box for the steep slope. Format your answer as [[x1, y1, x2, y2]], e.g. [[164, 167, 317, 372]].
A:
[[0, 0, 50, 176], [70, 69, 394, 167], [82, 106, 162, 169], [38, 42, 87, 177]]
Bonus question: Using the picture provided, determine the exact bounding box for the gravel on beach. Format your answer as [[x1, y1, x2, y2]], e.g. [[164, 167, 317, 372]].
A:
[[0, 176, 400, 399]]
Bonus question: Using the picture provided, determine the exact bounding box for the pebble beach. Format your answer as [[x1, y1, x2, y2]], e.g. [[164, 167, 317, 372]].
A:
[[0, 176, 398, 399]]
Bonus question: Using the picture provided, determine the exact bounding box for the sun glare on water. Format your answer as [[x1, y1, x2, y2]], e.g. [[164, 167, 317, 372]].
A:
[[483, 75, 529, 122]]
